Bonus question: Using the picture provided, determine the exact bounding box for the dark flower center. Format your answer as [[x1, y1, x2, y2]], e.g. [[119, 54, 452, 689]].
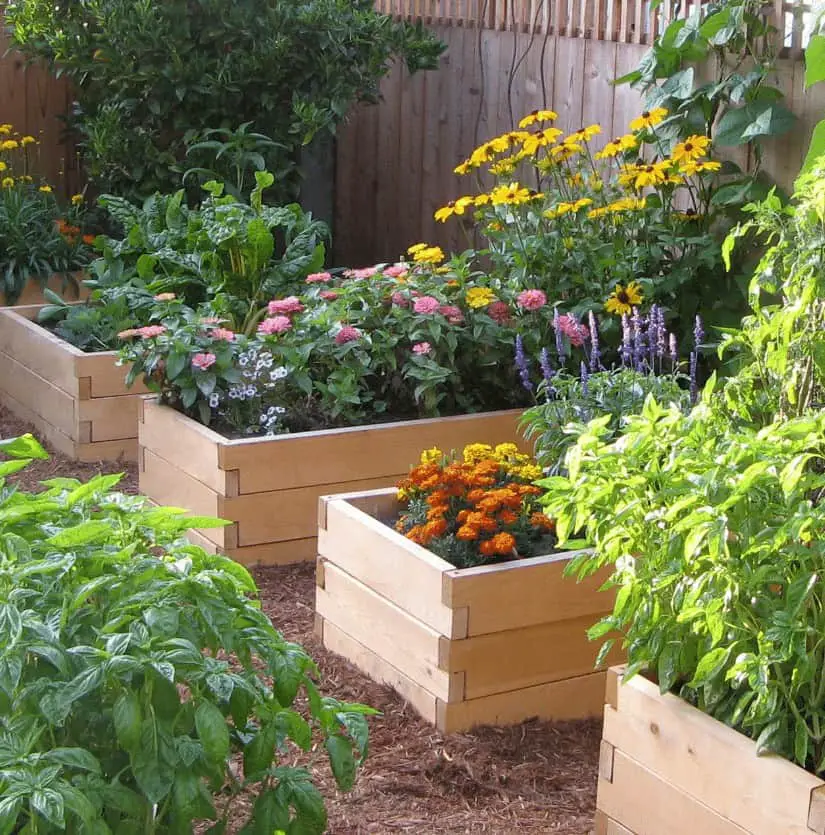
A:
[[684, 142, 694, 151], [617, 291, 630, 304], [642, 111, 651, 119]]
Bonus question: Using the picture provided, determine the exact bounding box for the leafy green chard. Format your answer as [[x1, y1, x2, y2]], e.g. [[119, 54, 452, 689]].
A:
[[0, 434, 375, 834], [540, 390, 825, 775]]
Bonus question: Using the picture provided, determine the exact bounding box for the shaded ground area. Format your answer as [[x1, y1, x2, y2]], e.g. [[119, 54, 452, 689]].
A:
[[0, 405, 601, 834]]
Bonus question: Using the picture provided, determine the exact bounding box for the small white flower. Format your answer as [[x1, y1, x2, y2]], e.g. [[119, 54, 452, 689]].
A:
[[270, 366, 288, 381], [209, 393, 220, 408]]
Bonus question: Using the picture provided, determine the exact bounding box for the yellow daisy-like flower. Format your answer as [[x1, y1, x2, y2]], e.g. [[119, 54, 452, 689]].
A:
[[463, 442, 495, 463], [71, 193, 85, 205], [490, 182, 534, 206], [434, 196, 475, 223], [1, 177, 14, 189], [407, 243, 429, 255], [594, 134, 639, 160], [550, 142, 584, 162], [521, 127, 564, 156], [0, 162, 7, 172], [694, 160, 722, 174], [605, 282, 644, 315], [633, 162, 669, 189], [518, 109, 559, 128], [617, 165, 642, 188], [629, 108, 668, 132], [474, 193, 492, 206], [413, 246, 445, 265], [567, 124, 602, 143], [454, 160, 472, 176], [0, 140, 19, 151], [38, 185, 52, 193], [465, 287, 497, 309], [587, 206, 609, 219], [0, 125, 11, 136], [489, 156, 518, 177], [420, 447, 443, 464], [671, 134, 711, 164], [606, 196, 647, 213], [567, 173, 584, 187], [20, 135, 36, 146], [17, 175, 32, 184], [469, 143, 496, 166]]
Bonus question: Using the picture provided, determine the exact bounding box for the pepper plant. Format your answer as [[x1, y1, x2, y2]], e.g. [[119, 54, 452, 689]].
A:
[[0, 434, 374, 833]]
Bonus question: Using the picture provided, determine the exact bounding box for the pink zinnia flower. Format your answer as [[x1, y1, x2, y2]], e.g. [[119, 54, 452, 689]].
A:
[[391, 291, 410, 308], [335, 326, 361, 345], [200, 316, 223, 325], [413, 295, 441, 315], [412, 342, 432, 355], [191, 352, 217, 371], [153, 292, 176, 302], [517, 289, 547, 311], [487, 301, 512, 324], [439, 304, 464, 324], [211, 328, 235, 341], [306, 271, 332, 283], [558, 314, 589, 347], [343, 267, 378, 280], [383, 264, 408, 278], [319, 290, 339, 301], [258, 316, 292, 335], [137, 325, 166, 338], [268, 296, 305, 316], [118, 328, 140, 340]]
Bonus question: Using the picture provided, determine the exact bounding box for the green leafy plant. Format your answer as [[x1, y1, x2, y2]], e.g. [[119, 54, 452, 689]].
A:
[[0, 433, 374, 833], [720, 162, 825, 421], [619, 0, 794, 174], [6, 0, 444, 201], [539, 393, 825, 775]]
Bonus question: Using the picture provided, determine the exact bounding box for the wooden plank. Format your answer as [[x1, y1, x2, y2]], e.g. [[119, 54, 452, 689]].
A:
[[0, 308, 80, 396], [78, 394, 141, 442], [444, 550, 614, 635], [374, 60, 403, 262], [598, 750, 748, 835], [221, 408, 525, 494], [138, 398, 230, 494], [139, 447, 230, 549], [318, 495, 459, 637], [315, 561, 456, 701], [0, 350, 77, 436], [75, 438, 137, 464], [437, 670, 607, 732], [321, 618, 439, 725], [224, 473, 407, 546], [580, 39, 619, 151], [0, 385, 78, 458], [604, 672, 825, 835], [441, 612, 616, 699], [332, 109, 360, 265], [420, 30, 449, 250], [611, 44, 647, 136], [186, 527, 317, 566], [75, 351, 149, 398], [594, 810, 636, 835], [1, 273, 88, 307], [551, 36, 587, 134]]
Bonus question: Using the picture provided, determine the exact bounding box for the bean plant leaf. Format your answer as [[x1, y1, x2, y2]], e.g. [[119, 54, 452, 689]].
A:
[[325, 735, 357, 791], [805, 34, 825, 88], [196, 701, 230, 764]]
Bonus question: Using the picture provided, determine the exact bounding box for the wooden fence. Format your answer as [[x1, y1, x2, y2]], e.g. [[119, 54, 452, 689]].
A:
[[332, 0, 823, 266], [0, 28, 80, 197]]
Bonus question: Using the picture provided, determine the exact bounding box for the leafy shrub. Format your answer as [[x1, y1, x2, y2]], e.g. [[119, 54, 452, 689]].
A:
[[538, 393, 825, 775], [0, 125, 93, 303], [6, 0, 444, 201], [394, 443, 554, 568], [436, 108, 749, 342], [0, 433, 374, 833]]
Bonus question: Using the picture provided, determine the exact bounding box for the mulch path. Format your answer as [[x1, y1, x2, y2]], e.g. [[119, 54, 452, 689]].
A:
[[0, 404, 601, 834]]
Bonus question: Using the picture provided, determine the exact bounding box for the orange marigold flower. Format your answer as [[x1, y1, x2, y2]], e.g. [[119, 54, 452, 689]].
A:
[[456, 509, 470, 523], [530, 512, 555, 530], [457, 524, 479, 541], [492, 532, 517, 555], [498, 509, 519, 525], [406, 525, 425, 544], [467, 512, 498, 532], [427, 504, 450, 521], [479, 539, 497, 557], [467, 489, 487, 503], [426, 490, 450, 506], [478, 497, 502, 513], [424, 519, 448, 538]]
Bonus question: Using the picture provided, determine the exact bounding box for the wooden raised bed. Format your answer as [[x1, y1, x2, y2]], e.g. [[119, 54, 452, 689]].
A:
[[0, 305, 148, 462], [595, 667, 825, 835], [314, 487, 619, 733], [138, 398, 528, 566], [2, 273, 89, 306]]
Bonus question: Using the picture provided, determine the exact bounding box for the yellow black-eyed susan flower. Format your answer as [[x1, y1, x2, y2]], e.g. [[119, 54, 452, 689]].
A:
[[605, 282, 644, 315], [629, 108, 668, 132]]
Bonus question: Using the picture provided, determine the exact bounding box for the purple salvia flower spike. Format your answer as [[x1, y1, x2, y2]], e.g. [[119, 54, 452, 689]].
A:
[[515, 334, 533, 393], [631, 306, 646, 373], [694, 314, 705, 349], [689, 350, 698, 404], [539, 347, 556, 401], [588, 310, 601, 372], [580, 360, 589, 397], [648, 307, 658, 369], [656, 307, 667, 359]]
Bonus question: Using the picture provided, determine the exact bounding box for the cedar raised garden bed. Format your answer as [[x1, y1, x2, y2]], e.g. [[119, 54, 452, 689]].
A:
[[2, 273, 89, 306], [0, 305, 148, 462], [595, 667, 825, 835], [314, 487, 619, 733], [138, 398, 527, 566]]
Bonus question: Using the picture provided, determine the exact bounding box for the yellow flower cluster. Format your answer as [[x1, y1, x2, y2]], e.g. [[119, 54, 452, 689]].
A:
[[461, 442, 544, 481], [465, 287, 497, 309], [587, 196, 646, 219], [544, 198, 593, 219], [407, 243, 445, 265]]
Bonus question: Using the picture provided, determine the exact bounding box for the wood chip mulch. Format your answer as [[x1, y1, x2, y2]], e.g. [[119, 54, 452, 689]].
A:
[[1, 405, 601, 834]]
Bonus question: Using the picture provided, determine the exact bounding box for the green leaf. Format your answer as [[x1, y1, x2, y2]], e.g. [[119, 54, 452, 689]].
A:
[[196, 701, 230, 764], [47, 747, 102, 773], [31, 789, 65, 828], [114, 691, 142, 751], [0, 434, 48, 460], [805, 34, 825, 88], [794, 716, 810, 767], [244, 723, 278, 778], [0, 798, 22, 835], [47, 521, 113, 548], [689, 647, 730, 687], [798, 120, 825, 181], [325, 734, 356, 791]]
